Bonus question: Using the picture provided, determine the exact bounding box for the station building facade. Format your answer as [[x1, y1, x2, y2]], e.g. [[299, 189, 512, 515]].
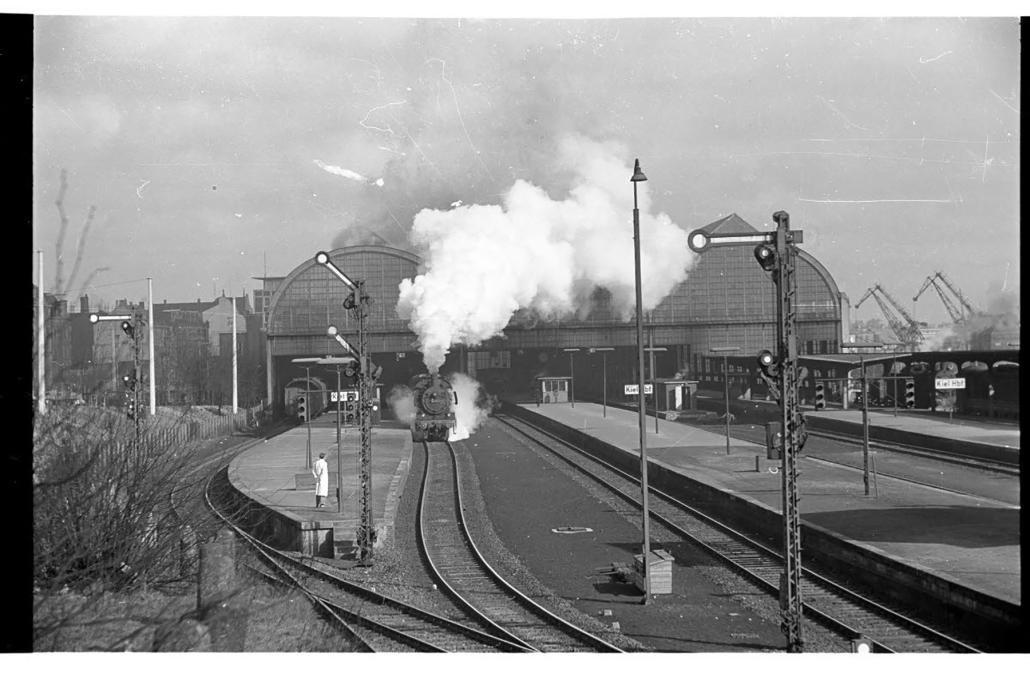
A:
[[264, 215, 847, 412]]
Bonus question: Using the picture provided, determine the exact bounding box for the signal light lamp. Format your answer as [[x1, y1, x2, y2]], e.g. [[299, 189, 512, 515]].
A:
[[754, 244, 778, 271]]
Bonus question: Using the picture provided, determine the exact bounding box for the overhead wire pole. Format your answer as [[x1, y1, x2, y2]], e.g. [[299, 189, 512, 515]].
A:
[[688, 210, 807, 652], [630, 159, 652, 604]]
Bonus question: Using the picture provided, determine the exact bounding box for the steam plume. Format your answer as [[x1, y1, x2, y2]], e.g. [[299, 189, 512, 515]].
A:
[[387, 385, 415, 425], [396, 136, 696, 372], [447, 373, 495, 442]]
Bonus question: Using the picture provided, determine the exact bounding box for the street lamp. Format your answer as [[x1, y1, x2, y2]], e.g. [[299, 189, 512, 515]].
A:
[[318, 355, 357, 515], [711, 346, 741, 456], [841, 341, 882, 496], [291, 357, 323, 469], [644, 345, 667, 433], [630, 157, 653, 604], [588, 347, 615, 417], [562, 348, 580, 407]]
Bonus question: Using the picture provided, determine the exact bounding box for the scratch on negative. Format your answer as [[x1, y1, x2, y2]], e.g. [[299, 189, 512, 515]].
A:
[[918, 51, 952, 64]]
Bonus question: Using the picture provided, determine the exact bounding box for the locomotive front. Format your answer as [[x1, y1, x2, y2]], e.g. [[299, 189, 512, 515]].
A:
[[410, 373, 456, 442]]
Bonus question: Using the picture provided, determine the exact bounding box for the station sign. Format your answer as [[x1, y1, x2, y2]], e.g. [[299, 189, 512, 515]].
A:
[[330, 390, 359, 402], [934, 378, 966, 390], [623, 383, 654, 395]]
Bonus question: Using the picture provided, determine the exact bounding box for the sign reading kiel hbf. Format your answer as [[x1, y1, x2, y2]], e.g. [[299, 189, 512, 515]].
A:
[[331, 390, 359, 402], [623, 383, 654, 395], [935, 378, 966, 390]]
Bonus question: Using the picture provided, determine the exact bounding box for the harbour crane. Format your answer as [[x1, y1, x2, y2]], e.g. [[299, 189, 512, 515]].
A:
[[855, 284, 925, 351], [913, 272, 976, 324]]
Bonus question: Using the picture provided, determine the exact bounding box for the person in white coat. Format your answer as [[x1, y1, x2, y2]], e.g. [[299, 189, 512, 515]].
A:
[[312, 452, 329, 508]]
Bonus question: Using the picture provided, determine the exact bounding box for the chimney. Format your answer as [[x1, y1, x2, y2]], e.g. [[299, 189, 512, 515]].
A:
[[80, 294, 89, 313]]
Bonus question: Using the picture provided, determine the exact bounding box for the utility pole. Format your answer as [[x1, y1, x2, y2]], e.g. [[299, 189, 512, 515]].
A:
[[232, 295, 238, 414], [689, 210, 807, 652], [36, 251, 46, 416], [148, 278, 156, 415]]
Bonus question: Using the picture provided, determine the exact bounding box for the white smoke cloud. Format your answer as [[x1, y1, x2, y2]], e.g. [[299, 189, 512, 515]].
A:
[[396, 136, 697, 372], [387, 385, 415, 425], [447, 372, 495, 442]]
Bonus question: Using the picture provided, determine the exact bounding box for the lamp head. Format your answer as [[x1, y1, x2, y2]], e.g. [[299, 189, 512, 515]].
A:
[[630, 158, 647, 183]]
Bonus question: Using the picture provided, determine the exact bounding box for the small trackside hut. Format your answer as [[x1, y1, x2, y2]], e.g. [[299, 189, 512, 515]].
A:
[[536, 376, 572, 404]]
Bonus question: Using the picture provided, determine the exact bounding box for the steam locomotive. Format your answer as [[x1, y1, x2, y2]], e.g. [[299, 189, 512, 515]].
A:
[[410, 373, 457, 442]]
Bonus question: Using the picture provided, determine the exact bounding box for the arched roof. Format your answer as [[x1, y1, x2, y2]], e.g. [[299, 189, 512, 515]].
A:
[[267, 245, 421, 339]]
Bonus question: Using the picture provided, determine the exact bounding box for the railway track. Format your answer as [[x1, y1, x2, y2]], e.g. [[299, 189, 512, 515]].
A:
[[494, 412, 985, 653], [417, 440, 624, 653], [203, 465, 528, 652]]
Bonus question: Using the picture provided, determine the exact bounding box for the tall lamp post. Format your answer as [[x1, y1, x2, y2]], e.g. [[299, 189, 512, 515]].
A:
[[291, 357, 323, 469], [630, 158, 652, 604], [842, 342, 881, 496], [562, 348, 580, 407], [319, 355, 356, 515], [589, 347, 615, 417], [711, 346, 741, 456], [644, 345, 667, 433]]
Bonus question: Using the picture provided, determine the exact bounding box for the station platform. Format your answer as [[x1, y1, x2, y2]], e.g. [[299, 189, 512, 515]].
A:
[[227, 416, 412, 558], [691, 390, 1021, 465], [803, 406, 1021, 450], [512, 401, 1020, 606]]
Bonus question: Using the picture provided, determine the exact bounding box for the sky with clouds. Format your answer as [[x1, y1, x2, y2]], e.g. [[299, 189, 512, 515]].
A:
[[32, 14, 1019, 323]]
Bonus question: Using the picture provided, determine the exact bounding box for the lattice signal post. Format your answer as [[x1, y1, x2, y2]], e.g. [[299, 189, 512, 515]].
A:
[[317, 252, 380, 564], [90, 308, 148, 453], [688, 211, 806, 652]]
